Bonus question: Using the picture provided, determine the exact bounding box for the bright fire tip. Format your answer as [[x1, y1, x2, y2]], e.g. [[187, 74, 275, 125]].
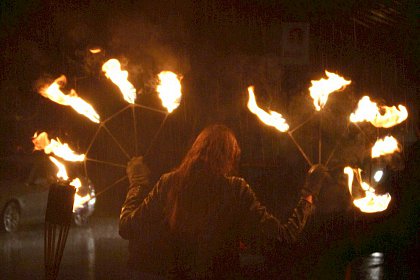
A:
[[89, 48, 102, 54], [32, 132, 85, 162], [309, 70, 351, 111], [350, 96, 408, 128], [371, 136, 400, 158], [102, 59, 137, 104], [156, 71, 182, 113], [39, 75, 100, 123], [247, 86, 289, 132]]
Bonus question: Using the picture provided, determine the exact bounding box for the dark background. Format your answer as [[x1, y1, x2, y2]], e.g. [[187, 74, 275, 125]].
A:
[[0, 1, 418, 277]]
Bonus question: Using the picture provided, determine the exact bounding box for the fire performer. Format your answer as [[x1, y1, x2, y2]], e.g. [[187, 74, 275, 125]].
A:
[[119, 124, 328, 279]]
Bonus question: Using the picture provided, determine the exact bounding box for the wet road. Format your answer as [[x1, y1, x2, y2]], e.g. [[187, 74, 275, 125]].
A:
[[1, 216, 129, 280], [1, 215, 418, 279]]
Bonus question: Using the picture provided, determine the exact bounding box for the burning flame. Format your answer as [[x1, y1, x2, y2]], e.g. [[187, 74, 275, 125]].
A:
[[70, 178, 92, 211], [73, 194, 92, 212], [34, 136, 90, 212], [102, 59, 137, 104], [70, 178, 82, 189], [49, 156, 69, 181], [33, 132, 85, 162], [156, 71, 182, 113], [39, 75, 100, 123], [247, 86, 289, 132], [350, 96, 408, 128], [89, 48, 102, 54], [309, 71, 351, 111], [371, 136, 400, 158], [343, 166, 391, 213], [343, 167, 355, 195]]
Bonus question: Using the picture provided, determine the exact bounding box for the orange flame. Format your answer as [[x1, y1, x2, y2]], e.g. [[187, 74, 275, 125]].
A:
[[102, 59, 137, 104], [156, 71, 182, 113], [69, 178, 82, 189], [350, 96, 408, 128], [309, 71, 351, 111], [35, 133, 90, 212], [33, 132, 85, 162], [73, 194, 92, 212], [247, 86, 289, 132], [371, 136, 400, 158], [49, 156, 69, 181], [89, 48, 102, 54], [70, 178, 91, 211], [39, 75, 100, 123], [343, 166, 391, 213]]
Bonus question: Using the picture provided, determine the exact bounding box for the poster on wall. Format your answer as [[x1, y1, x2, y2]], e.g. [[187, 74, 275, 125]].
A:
[[281, 22, 310, 65]]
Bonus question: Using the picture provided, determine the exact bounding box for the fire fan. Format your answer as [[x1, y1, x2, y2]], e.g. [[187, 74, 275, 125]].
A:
[[44, 182, 76, 280]]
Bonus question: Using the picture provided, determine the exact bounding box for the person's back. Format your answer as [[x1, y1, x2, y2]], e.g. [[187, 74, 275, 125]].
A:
[[167, 171, 241, 278], [120, 124, 327, 279]]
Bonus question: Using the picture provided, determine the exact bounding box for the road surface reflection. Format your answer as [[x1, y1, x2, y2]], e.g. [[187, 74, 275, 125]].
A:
[[1, 216, 417, 279], [0, 216, 128, 280]]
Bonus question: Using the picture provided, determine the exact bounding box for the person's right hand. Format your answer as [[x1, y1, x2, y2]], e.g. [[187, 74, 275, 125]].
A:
[[300, 164, 328, 199], [126, 156, 150, 187]]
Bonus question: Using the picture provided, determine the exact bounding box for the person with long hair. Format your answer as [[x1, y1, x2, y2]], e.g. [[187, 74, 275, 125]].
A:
[[120, 124, 327, 279]]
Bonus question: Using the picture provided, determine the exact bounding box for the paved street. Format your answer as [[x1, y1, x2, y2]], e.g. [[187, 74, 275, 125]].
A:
[[1, 214, 417, 279], [1, 216, 129, 280]]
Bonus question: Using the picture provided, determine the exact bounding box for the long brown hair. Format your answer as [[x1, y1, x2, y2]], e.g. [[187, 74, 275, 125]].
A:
[[167, 124, 241, 231]]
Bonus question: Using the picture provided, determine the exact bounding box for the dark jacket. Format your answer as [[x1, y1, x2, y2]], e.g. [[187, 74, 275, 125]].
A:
[[120, 171, 313, 278]]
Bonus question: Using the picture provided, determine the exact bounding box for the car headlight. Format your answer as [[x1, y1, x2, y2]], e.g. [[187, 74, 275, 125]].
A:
[[373, 170, 384, 182]]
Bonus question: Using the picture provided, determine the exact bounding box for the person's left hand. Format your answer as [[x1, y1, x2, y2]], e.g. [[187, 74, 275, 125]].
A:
[[300, 164, 329, 200], [126, 156, 150, 187]]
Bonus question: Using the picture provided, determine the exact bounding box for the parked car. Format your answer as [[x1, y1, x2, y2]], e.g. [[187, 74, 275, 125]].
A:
[[0, 154, 96, 233]]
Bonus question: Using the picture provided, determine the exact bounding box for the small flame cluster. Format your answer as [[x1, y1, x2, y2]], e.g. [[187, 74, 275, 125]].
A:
[[247, 70, 351, 133], [343, 167, 391, 213], [33, 132, 90, 212], [247, 70, 407, 213], [101, 58, 182, 112], [37, 57, 183, 211], [39, 59, 183, 123], [346, 95, 406, 212]]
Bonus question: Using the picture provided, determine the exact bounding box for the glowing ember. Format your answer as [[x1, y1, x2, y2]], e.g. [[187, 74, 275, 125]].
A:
[[350, 96, 408, 128], [33, 132, 85, 162], [49, 156, 69, 181], [247, 86, 289, 132], [343, 166, 391, 213], [309, 71, 351, 111], [156, 71, 182, 113], [102, 59, 137, 104], [89, 48, 102, 54], [343, 166, 355, 195], [39, 75, 100, 123], [371, 136, 400, 158]]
